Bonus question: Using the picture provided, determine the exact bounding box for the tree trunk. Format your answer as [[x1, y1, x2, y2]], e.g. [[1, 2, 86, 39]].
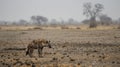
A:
[[89, 17, 97, 28]]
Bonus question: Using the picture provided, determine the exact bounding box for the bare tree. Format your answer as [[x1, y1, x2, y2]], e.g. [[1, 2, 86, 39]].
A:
[[31, 16, 48, 25], [99, 14, 112, 25], [83, 2, 104, 28], [18, 19, 28, 25], [68, 18, 74, 25], [118, 18, 120, 24], [117, 18, 120, 29], [50, 19, 58, 25], [82, 19, 90, 24], [0, 21, 8, 25]]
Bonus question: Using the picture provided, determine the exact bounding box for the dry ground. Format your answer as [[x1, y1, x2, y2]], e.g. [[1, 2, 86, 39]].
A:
[[0, 25, 120, 67]]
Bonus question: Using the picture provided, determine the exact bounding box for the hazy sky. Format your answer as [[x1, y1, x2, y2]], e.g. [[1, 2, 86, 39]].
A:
[[0, 0, 120, 22]]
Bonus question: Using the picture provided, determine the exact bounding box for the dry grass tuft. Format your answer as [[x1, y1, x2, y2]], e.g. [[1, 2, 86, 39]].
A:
[[52, 57, 58, 61], [0, 27, 1, 30], [33, 27, 43, 30], [69, 57, 75, 62], [117, 26, 120, 29], [76, 27, 81, 29], [20, 32, 27, 34], [61, 26, 69, 29]]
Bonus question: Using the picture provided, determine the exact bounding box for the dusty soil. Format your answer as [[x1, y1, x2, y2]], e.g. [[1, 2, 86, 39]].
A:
[[0, 28, 120, 67]]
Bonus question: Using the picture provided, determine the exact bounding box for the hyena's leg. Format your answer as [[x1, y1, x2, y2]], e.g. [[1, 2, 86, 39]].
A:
[[26, 48, 29, 55], [29, 48, 34, 57], [38, 47, 43, 57]]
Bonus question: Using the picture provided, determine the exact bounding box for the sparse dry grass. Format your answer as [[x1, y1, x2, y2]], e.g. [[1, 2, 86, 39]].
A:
[[0, 25, 120, 67], [0, 25, 118, 31]]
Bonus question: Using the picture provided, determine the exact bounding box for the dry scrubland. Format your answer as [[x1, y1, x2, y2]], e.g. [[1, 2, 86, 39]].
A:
[[0, 25, 120, 67]]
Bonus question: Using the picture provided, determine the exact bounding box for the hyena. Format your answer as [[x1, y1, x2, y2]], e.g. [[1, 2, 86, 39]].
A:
[[26, 39, 52, 57]]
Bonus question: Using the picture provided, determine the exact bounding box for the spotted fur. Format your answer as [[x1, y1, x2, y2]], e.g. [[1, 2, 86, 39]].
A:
[[26, 39, 52, 57]]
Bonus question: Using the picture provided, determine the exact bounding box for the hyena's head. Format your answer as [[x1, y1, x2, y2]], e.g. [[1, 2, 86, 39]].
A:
[[32, 40, 38, 45], [46, 40, 52, 48]]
